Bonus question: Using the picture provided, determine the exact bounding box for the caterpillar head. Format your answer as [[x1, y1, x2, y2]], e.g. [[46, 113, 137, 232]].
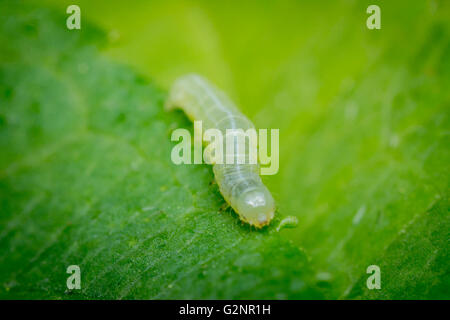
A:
[[235, 187, 275, 228]]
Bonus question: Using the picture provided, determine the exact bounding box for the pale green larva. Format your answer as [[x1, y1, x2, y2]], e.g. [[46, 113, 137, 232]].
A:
[[165, 74, 275, 228]]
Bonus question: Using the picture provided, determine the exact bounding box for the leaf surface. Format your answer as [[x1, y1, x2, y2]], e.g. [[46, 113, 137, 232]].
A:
[[1, 1, 449, 299]]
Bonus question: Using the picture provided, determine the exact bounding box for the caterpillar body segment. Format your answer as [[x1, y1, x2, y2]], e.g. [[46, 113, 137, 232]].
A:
[[166, 74, 275, 228]]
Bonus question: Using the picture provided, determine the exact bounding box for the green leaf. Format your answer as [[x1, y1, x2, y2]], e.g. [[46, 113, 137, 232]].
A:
[[1, 1, 449, 299], [347, 199, 449, 299], [0, 3, 322, 299]]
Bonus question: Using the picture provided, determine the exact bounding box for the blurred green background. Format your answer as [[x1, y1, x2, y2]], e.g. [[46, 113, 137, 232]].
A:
[[1, 0, 449, 299]]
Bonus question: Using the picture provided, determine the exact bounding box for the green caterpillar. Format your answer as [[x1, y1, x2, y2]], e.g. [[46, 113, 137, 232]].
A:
[[166, 74, 275, 228]]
